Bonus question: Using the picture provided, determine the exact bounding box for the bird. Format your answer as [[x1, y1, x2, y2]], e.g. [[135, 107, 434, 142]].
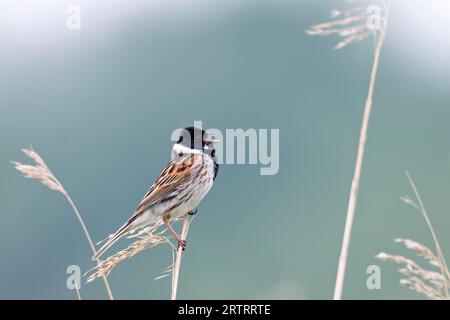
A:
[[91, 126, 219, 260]]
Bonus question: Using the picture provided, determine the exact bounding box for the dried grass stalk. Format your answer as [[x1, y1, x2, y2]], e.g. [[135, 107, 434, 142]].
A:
[[86, 221, 169, 282], [306, 0, 389, 50], [377, 241, 449, 299], [307, 0, 392, 300], [376, 173, 450, 299], [171, 215, 192, 300], [86, 214, 193, 300], [402, 172, 450, 285], [74, 282, 82, 300], [12, 148, 114, 300]]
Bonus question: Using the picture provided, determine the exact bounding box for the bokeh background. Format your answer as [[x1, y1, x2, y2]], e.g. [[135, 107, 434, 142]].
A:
[[1, 0, 450, 299]]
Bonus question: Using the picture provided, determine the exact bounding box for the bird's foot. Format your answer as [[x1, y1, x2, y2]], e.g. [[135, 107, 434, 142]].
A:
[[178, 239, 187, 251], [188, 209, 197, 216]]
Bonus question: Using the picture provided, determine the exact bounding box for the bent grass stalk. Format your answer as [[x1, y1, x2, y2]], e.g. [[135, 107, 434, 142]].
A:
[[377, 173, 450, 299], [12, 148, 114, 300]]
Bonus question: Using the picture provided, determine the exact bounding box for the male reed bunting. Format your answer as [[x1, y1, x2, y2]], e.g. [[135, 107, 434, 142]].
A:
[[92, 127, 219, 259]]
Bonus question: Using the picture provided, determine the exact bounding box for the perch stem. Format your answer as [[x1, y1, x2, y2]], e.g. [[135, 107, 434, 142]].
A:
[[171, 215, 191, 300]]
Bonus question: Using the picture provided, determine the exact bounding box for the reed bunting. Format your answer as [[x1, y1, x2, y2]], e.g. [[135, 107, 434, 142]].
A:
[[92, 127, 219, 260]]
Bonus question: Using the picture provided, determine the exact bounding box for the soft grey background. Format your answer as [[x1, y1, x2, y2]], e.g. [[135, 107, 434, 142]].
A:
[[1, 0, 450, 299]]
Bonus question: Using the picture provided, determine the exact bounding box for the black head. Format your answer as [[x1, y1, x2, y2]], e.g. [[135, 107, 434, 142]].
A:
[[177, 126, 208, 150], [175, 126, 219, 180]]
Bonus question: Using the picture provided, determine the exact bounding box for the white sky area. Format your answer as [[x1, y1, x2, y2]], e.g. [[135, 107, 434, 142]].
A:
[[389, 0, 450, 81], [0, 0, 243, 34], [1, 0, 450, 80], [0, 0, 236, 50]]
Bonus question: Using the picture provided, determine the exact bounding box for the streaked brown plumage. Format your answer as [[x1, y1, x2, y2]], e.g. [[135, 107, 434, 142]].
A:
[[92, 127, 219, 260]]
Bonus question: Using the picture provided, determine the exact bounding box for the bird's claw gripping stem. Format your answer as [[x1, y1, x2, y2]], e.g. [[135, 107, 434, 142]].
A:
[[178, 239, 187, 251]]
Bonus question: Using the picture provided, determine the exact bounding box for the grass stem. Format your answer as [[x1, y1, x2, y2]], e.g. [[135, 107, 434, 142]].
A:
[[333, 1, 391, 300]]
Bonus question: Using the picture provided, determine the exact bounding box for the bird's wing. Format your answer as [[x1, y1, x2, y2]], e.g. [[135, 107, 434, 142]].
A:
[[131, 154, 199, 218], [91, 154, 200, 260]]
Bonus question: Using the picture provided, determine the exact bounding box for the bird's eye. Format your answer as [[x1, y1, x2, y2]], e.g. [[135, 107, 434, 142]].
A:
[[211, 149, 216, 157], [178, 152, 184, 157], [177, 136, 183, 143]]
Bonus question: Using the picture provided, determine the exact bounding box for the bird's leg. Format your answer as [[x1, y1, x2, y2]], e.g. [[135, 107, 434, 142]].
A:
[[188, 209, 197, 216], [163, 215, 186, 250]]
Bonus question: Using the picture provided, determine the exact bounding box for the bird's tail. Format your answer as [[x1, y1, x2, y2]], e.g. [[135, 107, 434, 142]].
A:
[[91, 221, 133, 261]]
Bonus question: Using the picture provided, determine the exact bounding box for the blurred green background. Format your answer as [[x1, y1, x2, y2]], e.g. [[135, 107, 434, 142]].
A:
[[1, 0, 450, 299]]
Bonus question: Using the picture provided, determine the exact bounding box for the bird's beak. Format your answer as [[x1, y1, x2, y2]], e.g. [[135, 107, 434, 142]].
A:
[[204, 138, 220, 146]]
